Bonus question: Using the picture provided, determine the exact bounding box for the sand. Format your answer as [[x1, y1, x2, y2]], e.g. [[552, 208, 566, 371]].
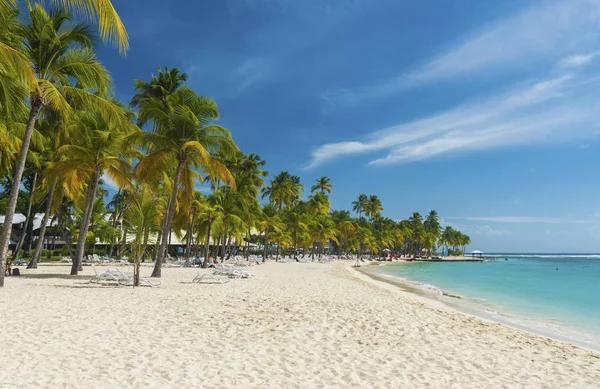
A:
[[1, 261, 599, 388]]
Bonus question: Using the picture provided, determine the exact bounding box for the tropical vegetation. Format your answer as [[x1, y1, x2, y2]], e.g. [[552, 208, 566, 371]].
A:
[[0, 1, 471, 288]]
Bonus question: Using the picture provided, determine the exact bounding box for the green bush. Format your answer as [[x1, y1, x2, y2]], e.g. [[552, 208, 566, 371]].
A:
[[41, 256, 62, 262], [53, 247, 70, 256]]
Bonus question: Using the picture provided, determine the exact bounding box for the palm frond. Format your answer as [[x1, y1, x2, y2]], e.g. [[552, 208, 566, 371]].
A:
[[51, 0, 129, 54]]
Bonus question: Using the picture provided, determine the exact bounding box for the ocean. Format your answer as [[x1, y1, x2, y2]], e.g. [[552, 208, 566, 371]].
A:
[[369, 254, 600, 351]]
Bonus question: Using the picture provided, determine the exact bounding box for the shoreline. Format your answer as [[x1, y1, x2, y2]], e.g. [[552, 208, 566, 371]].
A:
[[354, 262, 600, 353]]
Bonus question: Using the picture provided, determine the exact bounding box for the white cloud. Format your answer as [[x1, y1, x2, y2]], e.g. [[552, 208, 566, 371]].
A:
[[558, 52, 600, 68], [512, 199, 523, 205], [323, 0, 600, 106], [308, 73, 600, 168]]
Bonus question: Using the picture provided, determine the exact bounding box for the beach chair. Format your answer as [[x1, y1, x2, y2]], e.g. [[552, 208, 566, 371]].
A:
[[192, 267, 231, 284], [90, 265, 131, 285], [140, 277, 162, 288], [214, 263, 254, 278]]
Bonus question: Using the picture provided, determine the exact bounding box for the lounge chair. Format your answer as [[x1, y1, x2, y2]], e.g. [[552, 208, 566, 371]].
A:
[[214, 263, 254, 278], [91, 265, 160, 287], [192, 267, 231, 284], [90, 265, 130, 285], [140, 277, 162, 288]]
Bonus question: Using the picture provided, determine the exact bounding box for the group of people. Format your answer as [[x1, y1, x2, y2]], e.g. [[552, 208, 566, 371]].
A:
[[193, 256, 219, 267]]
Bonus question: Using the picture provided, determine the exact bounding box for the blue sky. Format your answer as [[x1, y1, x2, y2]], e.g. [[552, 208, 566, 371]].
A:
[[97, 0, 600, 253]]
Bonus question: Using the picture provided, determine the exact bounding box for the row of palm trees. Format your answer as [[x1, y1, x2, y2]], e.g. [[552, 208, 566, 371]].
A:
[[0, 0, 129, 287], [0, 1, 472, 288]]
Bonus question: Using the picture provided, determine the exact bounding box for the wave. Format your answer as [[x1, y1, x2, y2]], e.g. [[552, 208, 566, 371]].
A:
[[377, 273, 460, 298]]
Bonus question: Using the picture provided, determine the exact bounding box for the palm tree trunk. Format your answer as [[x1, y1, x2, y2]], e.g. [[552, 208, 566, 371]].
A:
[[215, 233, 221, 259], [0, 101, 42, 287], [225, 235, 234, 260], [151, 221, 162, 262], [220, 233, 227, 262], [152, 159, 184, 277], [71, 170, 100, 275], [108, 189, 121, 258], [194, 230, 202, 259], [142, 229, 150, 263], [51, 216, 57, 251], [202, 216, 212, 268], [134, 236, 143, 287], [118, 222, 127, 257], [293, 230, 298, 259], [185, 212, 195, 261], [12, 172, 38, 262], [29, 179, 57, 269], [262, 227, 269, 263], [56, 204, 74, 257], [246, 228, 251, 260]]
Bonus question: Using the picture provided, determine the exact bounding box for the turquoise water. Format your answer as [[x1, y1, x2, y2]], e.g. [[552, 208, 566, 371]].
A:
[[373, 254, 600, 350]]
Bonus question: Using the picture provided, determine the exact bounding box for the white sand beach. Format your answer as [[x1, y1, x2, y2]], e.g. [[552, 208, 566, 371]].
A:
[[1, 262, 599, 388]]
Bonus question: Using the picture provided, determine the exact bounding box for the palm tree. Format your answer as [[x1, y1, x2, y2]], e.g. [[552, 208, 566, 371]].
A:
[[307, 192, 330, 216], [182, 191, 206, 261], [461, 234, 471, 255], [408, 212, 423, 229], [281, 201, 308, 258], [106, 189, 128, 257], [0, 2, 31, 139], [260, 203, 282, 262], [352, 194, 368, 218], [31, 0, 128, 53], [424, 210, 441, 236], [310, 176, 332, 194], [331, 210, 354, 256], [133, 83, 237, 277], [365, 195, 383, 221], [262, 171, 304, 210], [47, 108, 137, 275], [0, 5, 125, 286], [131, 66, 188, 124], [124, 185, 162, 286], [307, 215, 338, 258]]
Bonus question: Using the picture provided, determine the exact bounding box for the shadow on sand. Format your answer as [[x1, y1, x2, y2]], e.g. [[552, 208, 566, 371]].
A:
[[15, 272, 90, 280]]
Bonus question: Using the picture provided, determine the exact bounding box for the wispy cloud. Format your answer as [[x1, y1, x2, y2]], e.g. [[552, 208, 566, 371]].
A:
[[558, 51, 600, 68], [308, 73, 600, 168], [323, 0, 600, 106], [473, 225, 511, 236], [448, 216, 595, 224], [230, 57, 275, 93]]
